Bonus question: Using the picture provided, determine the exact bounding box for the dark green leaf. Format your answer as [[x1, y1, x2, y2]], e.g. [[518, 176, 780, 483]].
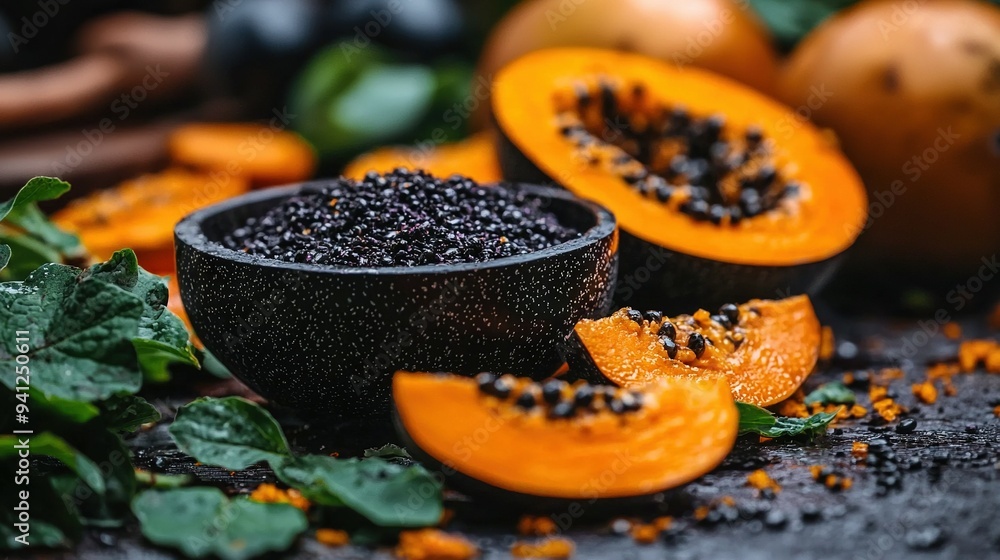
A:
[[0, 262, 145, 402], [83, 250, 199, 379], [0, 177, 71, 222], [0, 244, 9, 270], [747, 0, 858, 49], [0, 467, 81, 549], [169, 397, 291, 470], [133, 488, 307, 560], [100, 395, 160, 433], [0, 433, 104, 493], [65, 427, 135, 527], [737, 401, 837, 439], [804, 381, 856, 406], [275, 455, 442, 527], [363, 443, 412, 460], [29, 388, 100, 424], [197, 347, 233, 379]]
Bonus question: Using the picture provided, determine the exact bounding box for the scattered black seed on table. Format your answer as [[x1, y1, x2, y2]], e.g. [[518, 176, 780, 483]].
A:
[[223, 169, 581, 267], [896, 418, 918, 434]]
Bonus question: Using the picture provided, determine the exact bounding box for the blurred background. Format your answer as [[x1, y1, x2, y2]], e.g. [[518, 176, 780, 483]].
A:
[[0, 0, 997, 311]]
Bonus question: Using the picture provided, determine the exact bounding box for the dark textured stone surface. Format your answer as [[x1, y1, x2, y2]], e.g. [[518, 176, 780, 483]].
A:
[[31, 306, 1000, 559]]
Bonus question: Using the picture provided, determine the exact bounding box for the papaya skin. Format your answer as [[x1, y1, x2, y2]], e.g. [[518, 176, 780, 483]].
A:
[[473, 0, 779, 128], [778, 0, 1000, 279]]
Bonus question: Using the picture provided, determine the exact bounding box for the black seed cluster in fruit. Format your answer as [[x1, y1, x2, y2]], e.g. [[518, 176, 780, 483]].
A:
[[223, 169, 581, 267], [556, 77, 804, 225], [475, 373, 644, 419]]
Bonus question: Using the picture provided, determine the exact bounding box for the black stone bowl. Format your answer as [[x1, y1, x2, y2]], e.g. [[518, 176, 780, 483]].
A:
[[174, 182, 618, 417]]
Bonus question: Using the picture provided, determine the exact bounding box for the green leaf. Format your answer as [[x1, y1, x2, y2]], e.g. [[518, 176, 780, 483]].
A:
[[0, 433, 104, 493], [0, 244, 9, 270], [83, 250, 199, 379], [169, 397, 291, 470], [747, 0, 859, 49], [737, 402, 837, 439], [0, 177, 71, 222], [67, 428, 135, 527], [197, 347, 233, 379], [0, 468, 82, 549], [364, 443, 412, 460], [275, 455, 442, 527], [0, 262, 145, 402], [100, 395, 160, 433], [29, 387, 100, 423], [804, 381, 856, 406], [133, 488, 307, 560]]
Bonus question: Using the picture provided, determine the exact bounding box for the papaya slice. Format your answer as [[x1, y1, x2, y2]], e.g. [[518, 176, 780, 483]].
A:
[[392, 371, 737, 504], [53, 168, 248, 275], [569, 295, 820, 406], [493, 47, 867, 310], [343, 132, 501, 184], [168, 123, 317, 187]]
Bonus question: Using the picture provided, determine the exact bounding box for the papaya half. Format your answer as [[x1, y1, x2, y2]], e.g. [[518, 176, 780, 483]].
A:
[[493, 48, 868, 311], [392, 371, 737, 509], [343, 131, 501, 184], [567, 295, 820, 407]]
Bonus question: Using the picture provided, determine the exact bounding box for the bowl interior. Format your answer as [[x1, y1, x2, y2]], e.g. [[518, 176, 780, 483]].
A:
[[188, 182, 607, 270]]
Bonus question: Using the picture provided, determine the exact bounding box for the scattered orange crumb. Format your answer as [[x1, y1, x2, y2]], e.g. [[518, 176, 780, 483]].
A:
[[994, 405, 1000, 418], [911, 381, 938, 404], [850, 404, 868, 418], [877, 367, 905, 381], [720, 496, 736, 507], [248, 483, 310, 511], [396, 529, 478, 560], [943, 322, 962, 340], [841, 372, 858, 386], [315, 529, 349, 547], [517, 515, 557, 536], [869, 384, 905, 422], [693, 505, 710, 521], [959, 339, 1000, 372], [820, 326, 835, 360], [653, 516, 673, 531], [630, 523, 660, 545], [746, 469, 781, 494], [809, 464, 852, 491], [758, 436, 773, 444], [511, 537, 574, 559], [851, 441, 868, 459], [777, 399, 810, 418]]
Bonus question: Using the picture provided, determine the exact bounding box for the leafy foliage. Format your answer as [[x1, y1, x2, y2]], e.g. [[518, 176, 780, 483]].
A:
[[737, 401, 837, 439]]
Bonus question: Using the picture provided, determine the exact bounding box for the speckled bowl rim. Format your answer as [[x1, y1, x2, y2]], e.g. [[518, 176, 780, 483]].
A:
[[175, 181, 617, 276]]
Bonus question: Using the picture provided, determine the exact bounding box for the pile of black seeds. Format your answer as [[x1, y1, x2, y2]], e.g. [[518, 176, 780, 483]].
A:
[[222, 169, 582, 267]]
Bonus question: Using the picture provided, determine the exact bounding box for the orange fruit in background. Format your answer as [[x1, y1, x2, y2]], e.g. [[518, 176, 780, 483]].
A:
[[168, 122, 317, 187], [53, 168, 249, 276], [473, 0, 779, 127], [777, 0, 1000, 280]]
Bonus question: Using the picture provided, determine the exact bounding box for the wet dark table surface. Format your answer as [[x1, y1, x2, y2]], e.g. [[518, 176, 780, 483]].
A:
[[29, 303, 1000, 560]]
